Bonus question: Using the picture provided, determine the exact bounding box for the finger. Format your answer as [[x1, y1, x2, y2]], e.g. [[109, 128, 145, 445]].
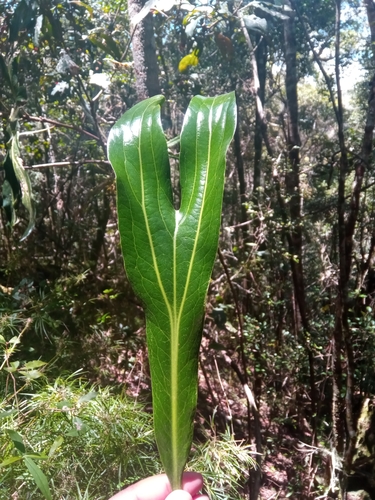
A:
[[108, 472, 207, 500], [166, 490, 193, 500], [109, 474, 171, 500], [181, 472, 204, 497]]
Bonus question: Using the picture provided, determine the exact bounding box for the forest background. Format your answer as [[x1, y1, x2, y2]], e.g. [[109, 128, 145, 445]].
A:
[[1, 0, 375, 499]]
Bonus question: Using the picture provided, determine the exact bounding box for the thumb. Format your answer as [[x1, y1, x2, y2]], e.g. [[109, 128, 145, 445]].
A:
[[165, 490, 193, 500]]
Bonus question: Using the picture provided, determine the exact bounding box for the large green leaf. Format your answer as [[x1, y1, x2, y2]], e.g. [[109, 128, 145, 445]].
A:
[[108, 93, 236, 489], [24, 456, 52, 500]]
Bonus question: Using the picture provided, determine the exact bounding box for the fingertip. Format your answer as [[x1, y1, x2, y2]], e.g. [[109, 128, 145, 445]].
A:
[[181, 472, 204, 495], [166, 489, 193, 500], [108, 474, 171, 500]]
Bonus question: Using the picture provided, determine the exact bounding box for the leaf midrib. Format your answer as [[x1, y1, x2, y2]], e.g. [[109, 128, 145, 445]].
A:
[[171, 99, 216, 475]]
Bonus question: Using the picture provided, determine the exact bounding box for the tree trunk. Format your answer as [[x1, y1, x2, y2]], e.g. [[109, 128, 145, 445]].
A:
[[341, 0, 375, 475], [253, 36, 267, 201], [128, 0, 161, 101], [283, 2, 317, 438], [233, 108, 249, 234], [332, 0, 350, 466]]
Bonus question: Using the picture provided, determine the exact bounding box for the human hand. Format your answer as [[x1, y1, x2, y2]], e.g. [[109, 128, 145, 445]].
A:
[[108, 472, 209, 500]]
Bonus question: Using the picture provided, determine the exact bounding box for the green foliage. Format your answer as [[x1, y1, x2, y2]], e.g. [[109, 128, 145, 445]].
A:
[[0, 372, 253, 499], [0, 376, 159, 499], [108, 93, 236, 488], [189, 428, 256, 500]]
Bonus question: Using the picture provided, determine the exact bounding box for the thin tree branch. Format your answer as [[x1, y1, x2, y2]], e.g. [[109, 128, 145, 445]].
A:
[[24, 160, 110, 170], [22, 113, 101, 141], [239, 13, 273, 157]]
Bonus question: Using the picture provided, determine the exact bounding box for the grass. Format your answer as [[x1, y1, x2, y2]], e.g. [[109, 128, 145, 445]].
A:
[[0, 372, 254, 500], [1, 374, 159, 499]]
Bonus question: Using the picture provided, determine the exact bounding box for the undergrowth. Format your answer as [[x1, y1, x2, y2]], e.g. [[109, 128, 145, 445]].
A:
[[1, 355, 254, 499], [0, 285, 254, 499]]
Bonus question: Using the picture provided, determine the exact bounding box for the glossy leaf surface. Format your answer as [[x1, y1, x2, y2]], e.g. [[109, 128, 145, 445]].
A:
[[108, 93, 236, 489]]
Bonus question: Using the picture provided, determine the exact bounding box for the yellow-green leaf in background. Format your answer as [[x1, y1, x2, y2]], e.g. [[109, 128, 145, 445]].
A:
[[9, 132, 35, 241], [70, 0, 93, 17], [178, 49, 199, 72], [4, 124, 35, 241]]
